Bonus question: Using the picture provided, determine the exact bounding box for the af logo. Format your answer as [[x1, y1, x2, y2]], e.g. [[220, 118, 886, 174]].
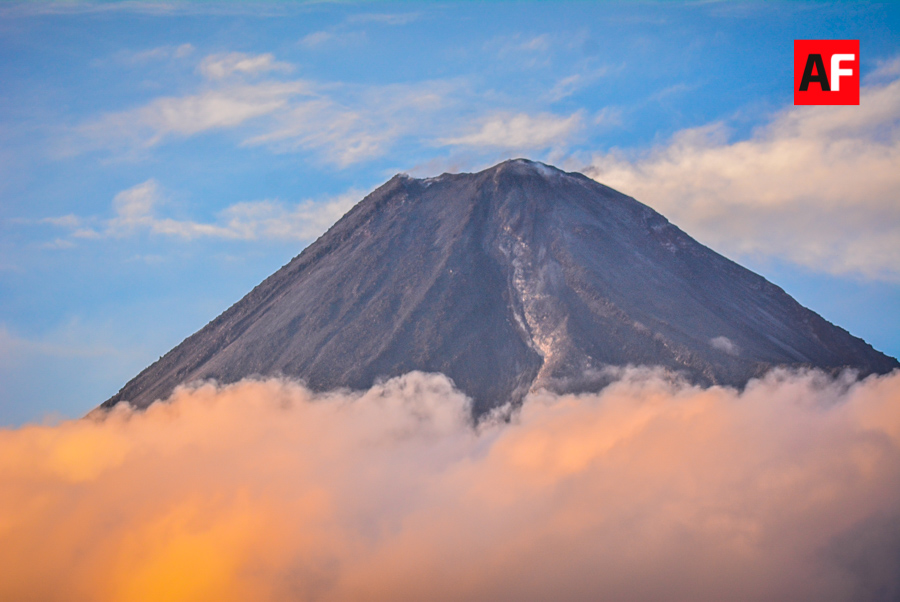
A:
[[794, 40, 859, 105]]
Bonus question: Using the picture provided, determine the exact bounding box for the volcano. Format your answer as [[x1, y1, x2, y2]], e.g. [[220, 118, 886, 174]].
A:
[[101, 159, 898, 416]]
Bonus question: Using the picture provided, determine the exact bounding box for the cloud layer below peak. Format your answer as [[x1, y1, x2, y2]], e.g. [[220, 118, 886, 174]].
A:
[[1, 369, 899, 601]]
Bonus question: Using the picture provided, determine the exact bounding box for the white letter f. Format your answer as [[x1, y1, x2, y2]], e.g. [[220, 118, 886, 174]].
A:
[[831, 54, 855, 92]]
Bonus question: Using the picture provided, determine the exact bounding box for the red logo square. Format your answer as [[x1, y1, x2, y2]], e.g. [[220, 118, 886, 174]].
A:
[[794, 40, 859, 105]]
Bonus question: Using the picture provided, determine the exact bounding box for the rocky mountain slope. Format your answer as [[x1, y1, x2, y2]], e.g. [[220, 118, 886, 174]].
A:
[[101, 159, 898, 415]]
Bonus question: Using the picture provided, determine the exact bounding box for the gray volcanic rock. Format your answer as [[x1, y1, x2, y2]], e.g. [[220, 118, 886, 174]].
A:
[[101, 159, 898, 416]]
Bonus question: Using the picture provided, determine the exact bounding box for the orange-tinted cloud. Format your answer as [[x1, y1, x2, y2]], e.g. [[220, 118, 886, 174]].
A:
[[1, 369, 899, 601]]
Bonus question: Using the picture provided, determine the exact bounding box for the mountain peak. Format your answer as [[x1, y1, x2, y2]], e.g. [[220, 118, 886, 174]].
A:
[[490, 157, 562, 175], [101, 159, 898, 416], [399, 158, 568, 185]]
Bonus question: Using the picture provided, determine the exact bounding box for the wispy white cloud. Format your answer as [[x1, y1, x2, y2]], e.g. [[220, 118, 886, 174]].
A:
[[347, 12, 421, 26], [79, 51, 455, 163], [546, 74, 582, 102], [650, 82, 696, 101], [521, 34, 551, 51], [243, 98, 394, 165], [105, 43, 195, 65], [546, 66, 613, 102], [81, 81, 309, 147], [867, 56, 900, 82], [486, 33, 554, 69], [105, 179, 230, 239], [78, 47, 597, 166], [40, 215, 82, 228], [585, 76, 900, 281], [198, 52, 292, 80], [299, 30, 367, 49], [0, 1, 188, 17], [135, 42, 194, 61], [39, 238, 76, 250], [173, 43, 194, 58], [593, 106, 623, 127], [299, 12, 416, 50], [246, 80, 457, 166], [0, 2, 295, 17], [300, 31, 335, 48], [45, 180, 361, 243], [495, 33, 551, 55], [217, 193, 361, 241], [439, 111, 584, 150]]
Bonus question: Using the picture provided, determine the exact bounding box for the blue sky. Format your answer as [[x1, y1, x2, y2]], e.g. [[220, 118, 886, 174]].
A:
[[1, 0, 899, 425]]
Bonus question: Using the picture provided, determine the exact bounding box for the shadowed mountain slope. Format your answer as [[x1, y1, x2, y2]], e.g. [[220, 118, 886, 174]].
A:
[[101, 159, 898, 415]]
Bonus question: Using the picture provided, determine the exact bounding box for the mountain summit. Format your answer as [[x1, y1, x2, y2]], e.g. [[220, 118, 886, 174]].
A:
[[102, 159, 898, 415]]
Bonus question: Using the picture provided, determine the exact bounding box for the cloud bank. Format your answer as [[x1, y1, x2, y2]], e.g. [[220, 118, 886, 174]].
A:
[[585, 77, 900, 281], [1, 369, 899, 601]]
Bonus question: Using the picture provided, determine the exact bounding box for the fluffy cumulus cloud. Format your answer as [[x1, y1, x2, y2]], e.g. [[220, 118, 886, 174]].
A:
[[48, 180, 360, 243], [585, 76, 900, 281], [1, 369, 899, 601]]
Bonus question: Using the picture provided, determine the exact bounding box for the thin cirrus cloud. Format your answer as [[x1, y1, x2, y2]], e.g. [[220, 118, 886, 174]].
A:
[[198, 52, 293, 79], [346, 12, 421, 25], [76, 50, 431, 164], [545, 65, 617, 103], [869, 56, 900, 80], [79, 75, 448, 166], [46, 179, 361, 243], [0, 368, 898, 600], [104, 43, 195, 65], [241, 98, 396, 166], [438, 111, 584, 150], [478, 33, 555, 71], [299, 31, 367, 48], [490, 33, 552, 57], [299, 11, 419, 48], [78, 50, 590, 166], [244, 80, 462, 166], [585, 73, 900, 282], [80, 81, 310, 147]]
